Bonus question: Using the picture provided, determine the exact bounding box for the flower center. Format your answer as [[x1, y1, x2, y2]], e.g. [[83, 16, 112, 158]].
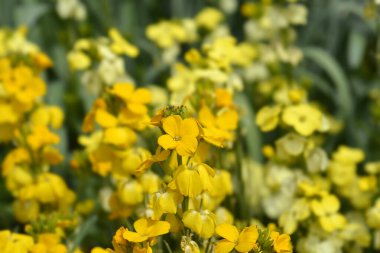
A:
[[173, 135, 181, 141]]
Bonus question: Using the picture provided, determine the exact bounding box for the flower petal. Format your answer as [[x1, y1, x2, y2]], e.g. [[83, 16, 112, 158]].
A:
[[162, 115, 181, 137], [215, 239, 236, 253], [123, 231, 148, 242], [215, 224, 239, 242], [180, 118, 199, 137], [176, 136, 198, 156], [158, 134, 178, 150]]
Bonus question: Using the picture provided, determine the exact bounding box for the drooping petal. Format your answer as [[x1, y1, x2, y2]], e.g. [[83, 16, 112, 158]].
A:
[[176, 167, 202, 198]]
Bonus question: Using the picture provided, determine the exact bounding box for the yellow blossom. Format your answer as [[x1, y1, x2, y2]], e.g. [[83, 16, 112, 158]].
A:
[[183, 210, 216, 239], [123, 218, 170, 242], [215, 224, 259, 253], [282, 104, 322, 136], [270, 231, 293, 253], [109, 28, 139, 57], [158, 115, 199, 156], [256, 105, 282, 132]]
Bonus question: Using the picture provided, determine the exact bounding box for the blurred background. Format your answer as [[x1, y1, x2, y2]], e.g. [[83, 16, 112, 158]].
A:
[[0, 0, 378, 159]]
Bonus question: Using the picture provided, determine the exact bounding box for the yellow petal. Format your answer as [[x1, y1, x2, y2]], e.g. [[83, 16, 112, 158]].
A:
[[95, 109, 118, 128], [147, 220, 170, 237], [176, 135, 198, 156], [134, 218, 148, 235], [180, 118, 199, 137], [158, 134, 178, 150], [235, 226, 258, 252], [109, 83, 134, 101], [131, 88, 152, 104], [215, 224, 239, 242], [123, 231, 148, 242], [256, 106, 281, 132], [215, 239, 236, 253], [176, 167, 202, 197], [162, 115, 181, 137]]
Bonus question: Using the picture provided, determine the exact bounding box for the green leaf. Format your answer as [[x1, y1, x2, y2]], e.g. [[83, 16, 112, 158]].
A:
[[68, 215, 97, 253], [235, 93, 262, 162], [14, 2, 48, 26], [347, 32, 366, 69], [303, 47, 352, 119]]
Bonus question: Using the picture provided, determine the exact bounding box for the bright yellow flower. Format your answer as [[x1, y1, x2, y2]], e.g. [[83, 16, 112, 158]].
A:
[[109, 28, 139, 57], [123, 218, 170, 242], [112, 227, 128, 253], [270, 231, 293, 253], [169, 163, 215, 198], [103, 127, 137, 148], [0, 230, 34, 253], [199, 105, 238, 147], [282, 104, 322, 136], [183, 210, 216, 239], [215, 224, 259, 253], [151, 190, 183, 219], [117, 180, 143, 206], [27, 125, 60, 150], [158, 115, 199, 156], [30, 233, 67, 253], [108, 82, 151, 115]]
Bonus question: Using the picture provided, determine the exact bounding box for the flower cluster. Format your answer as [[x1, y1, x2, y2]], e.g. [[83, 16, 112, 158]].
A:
[[1, 0, 378, 253]]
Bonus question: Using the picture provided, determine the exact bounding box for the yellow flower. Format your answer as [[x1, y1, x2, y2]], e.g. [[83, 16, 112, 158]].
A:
[[109, 28, 139, 57], [26, 125, 60, 150], [310, 194, 346, 232], [117, 180, 143, 206], [215, 224, 259, 253], [30, 233, 67, 253], [33, 52, 53, 69], [103, 127, 137, 148], [282, 104, 322, 136], [270, 231, 293, 253], [199, 105, 238, 147], [0, 230, 34, 253], [158, 115, 199, 156], [151, 190, 183, 219], [169, 163, 215, 198], [67, 51, 91, 70], [195, 7, 223, 30], [108, 82, 151, 115], [183, 210, 216, 239], [123, 218, 170, 242], [112, 227, 128, 253], [256, 106, 282, 132]]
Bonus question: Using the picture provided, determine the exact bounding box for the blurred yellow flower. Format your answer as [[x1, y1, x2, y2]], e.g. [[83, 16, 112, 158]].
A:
[[109, 28, 139, 57], [282, 104, 322, 136], [256, 105, 282, 132]]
